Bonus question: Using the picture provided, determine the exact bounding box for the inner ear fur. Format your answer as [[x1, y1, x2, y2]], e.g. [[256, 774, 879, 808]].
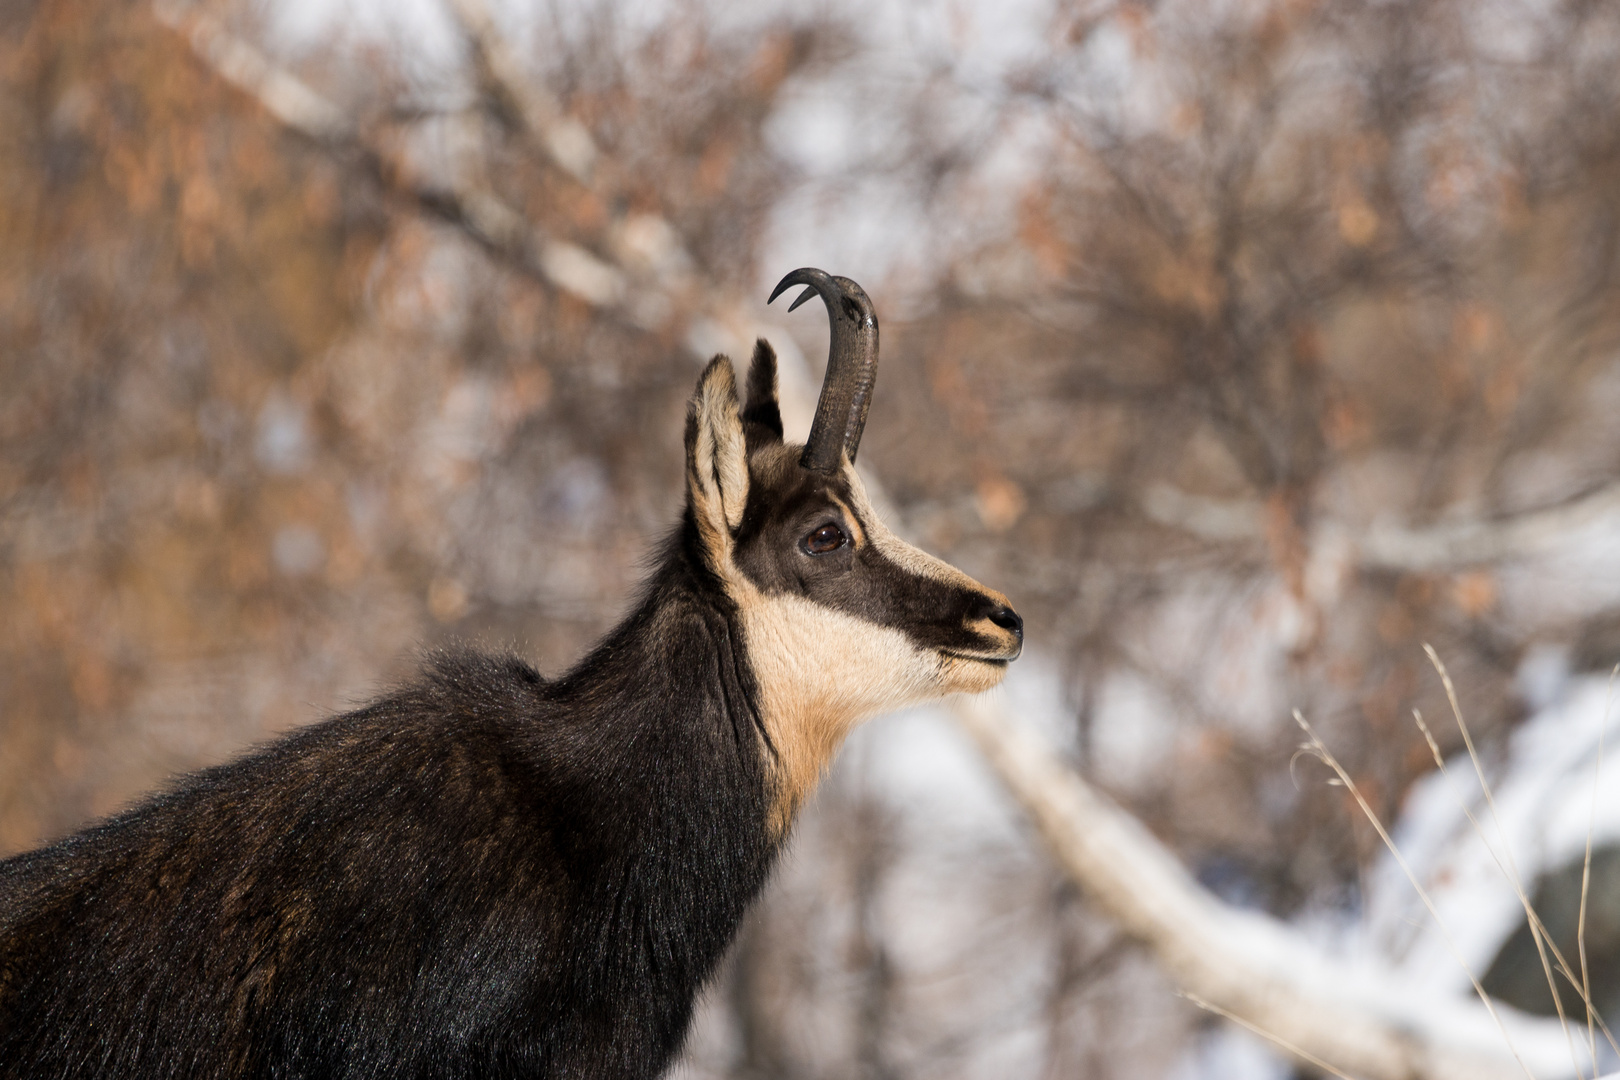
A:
[[741, 339, 784, 447], [686, 356, 751, 547]]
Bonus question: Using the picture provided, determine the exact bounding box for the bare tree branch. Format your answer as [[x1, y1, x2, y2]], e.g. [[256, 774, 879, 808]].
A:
[[1140, 481, 1620, 572], [1357, 485, 1620, 572], [1140, 483, 1267, 544], [442, 0, 596, 182], [152, 1, 636, 313], [151, 0, 351, 142]]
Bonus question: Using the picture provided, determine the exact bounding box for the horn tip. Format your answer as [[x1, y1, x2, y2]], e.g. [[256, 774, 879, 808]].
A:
[[768, 266, 830, 305]]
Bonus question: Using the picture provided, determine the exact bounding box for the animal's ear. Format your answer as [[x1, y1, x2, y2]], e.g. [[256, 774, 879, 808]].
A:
[[741, 339, 784, 446], [686, 356, 750, 554]]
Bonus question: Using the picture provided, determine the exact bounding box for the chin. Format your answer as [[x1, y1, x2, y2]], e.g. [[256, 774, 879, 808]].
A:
[[939, 652, 1012, 695]]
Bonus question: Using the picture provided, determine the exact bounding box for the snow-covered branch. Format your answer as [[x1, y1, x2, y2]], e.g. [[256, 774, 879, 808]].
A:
[[949, 692, 1591, 1080]]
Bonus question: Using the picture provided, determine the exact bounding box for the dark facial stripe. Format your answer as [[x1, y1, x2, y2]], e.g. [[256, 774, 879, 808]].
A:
[[728, 454, 1019, 663]]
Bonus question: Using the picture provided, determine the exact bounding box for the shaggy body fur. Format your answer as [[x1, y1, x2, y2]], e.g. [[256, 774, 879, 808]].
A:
[[0, 536, 777, 1078], [0, 316, 1020, 1079]]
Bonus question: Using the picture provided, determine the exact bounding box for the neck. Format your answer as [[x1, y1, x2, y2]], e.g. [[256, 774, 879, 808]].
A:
[[538, 522, 783, 990], [556, 521, 769, 759]]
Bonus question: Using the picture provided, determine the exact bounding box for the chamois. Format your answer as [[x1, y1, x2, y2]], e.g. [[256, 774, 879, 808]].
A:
[[0, 269, 1023, 1080]]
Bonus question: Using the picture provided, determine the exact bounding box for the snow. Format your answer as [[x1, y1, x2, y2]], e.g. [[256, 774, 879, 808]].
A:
[[1361, 671, 1620, 1007]]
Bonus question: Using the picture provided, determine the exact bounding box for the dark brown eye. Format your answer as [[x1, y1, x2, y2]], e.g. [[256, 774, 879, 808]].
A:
[[802, 523, 848, 555]]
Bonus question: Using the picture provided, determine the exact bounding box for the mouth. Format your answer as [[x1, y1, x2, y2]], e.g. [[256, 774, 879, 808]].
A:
[[940, 650, 1013, 667]]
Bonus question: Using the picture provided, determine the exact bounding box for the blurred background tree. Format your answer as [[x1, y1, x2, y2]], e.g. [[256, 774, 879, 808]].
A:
[[4, 0, 1620, 1075]]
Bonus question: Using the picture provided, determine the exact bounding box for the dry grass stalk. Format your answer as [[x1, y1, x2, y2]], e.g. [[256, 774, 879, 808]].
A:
[[1180, 991, 1361, 1080], [1417, 646, 1620, 1071], [1578, 667, 1618, 1067], [1292, 709, 1539, 1079], [1294, 646, 1620, 1080]]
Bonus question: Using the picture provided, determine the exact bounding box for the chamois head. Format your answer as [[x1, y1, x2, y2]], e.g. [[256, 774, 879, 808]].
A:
[[686, 269, 1023, 827]]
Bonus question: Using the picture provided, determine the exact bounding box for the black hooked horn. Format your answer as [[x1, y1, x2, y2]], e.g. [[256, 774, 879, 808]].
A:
[[768, 268, 879, 473]]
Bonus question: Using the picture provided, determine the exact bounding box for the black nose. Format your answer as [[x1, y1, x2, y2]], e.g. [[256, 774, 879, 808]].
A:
[[987, 605, 1023, 642]]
